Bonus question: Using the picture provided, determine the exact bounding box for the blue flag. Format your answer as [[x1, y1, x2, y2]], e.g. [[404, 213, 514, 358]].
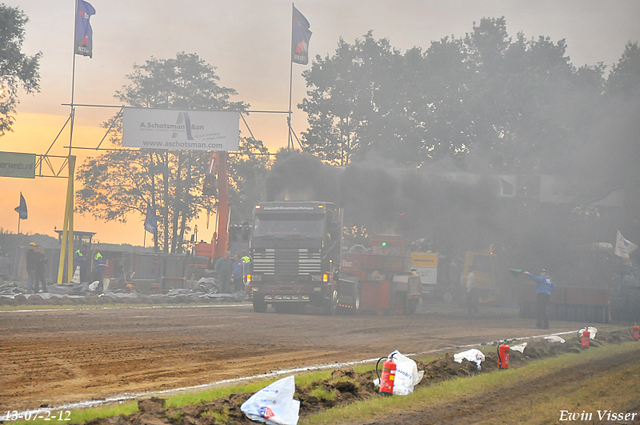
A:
[[144, 205, 157, 234], [14, 193, 27, 220], [75, 0, 96, 58], [292, 6, 312, 65]]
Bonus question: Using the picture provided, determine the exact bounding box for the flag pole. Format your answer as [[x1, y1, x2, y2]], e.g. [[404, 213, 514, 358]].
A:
[[70, 0, 78, 157], [287, 3, 295, 151], [58, 0, 79, 284]]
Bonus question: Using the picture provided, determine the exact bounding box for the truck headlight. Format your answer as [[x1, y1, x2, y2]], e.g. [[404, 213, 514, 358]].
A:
[[323, 273, 329, 283]]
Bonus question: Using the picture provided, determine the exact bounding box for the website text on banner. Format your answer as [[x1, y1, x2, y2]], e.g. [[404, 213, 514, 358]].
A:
[[122, 108, 240, 151]]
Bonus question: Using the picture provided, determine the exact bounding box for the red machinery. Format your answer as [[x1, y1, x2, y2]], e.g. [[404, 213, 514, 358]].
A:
[[631, 325, 640, 341], [581, 328, 591, 348], [339, 235, 422, 315], [193, 151, 230, 267], [498, 343, 510, 369], [376, 354, 397, 396]]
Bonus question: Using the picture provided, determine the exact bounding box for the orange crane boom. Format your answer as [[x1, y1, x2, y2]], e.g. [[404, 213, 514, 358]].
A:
[[199, 151, 230, 263]]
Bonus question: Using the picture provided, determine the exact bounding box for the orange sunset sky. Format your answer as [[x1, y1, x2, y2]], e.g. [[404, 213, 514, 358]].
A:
[[2, 0, 639, 245]]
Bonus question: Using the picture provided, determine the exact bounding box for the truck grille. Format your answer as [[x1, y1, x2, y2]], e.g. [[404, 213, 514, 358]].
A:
[[252, 249, 322, 276]]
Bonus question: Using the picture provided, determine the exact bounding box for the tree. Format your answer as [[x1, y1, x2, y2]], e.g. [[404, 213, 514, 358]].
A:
[[299, 18, 606, 175], [0, 4, 41, 137], [228, 137, 271, 224], [462, 18, 586, 174], [606, 42, 640, 101], [299, 32, 406, 165], [76, 52, 252, 253]]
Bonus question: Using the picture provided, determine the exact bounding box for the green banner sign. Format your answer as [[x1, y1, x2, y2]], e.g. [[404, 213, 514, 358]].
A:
[[0, 152, 36, 178]]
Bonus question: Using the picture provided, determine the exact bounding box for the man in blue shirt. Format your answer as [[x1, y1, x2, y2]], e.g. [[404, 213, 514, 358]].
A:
[[524, 269, 556, 329]]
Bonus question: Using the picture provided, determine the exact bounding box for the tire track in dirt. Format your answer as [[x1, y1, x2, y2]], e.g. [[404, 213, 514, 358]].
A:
[[0, 303, 602, 412]]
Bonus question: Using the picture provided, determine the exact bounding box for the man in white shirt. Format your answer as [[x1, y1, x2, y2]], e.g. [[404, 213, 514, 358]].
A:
[[466, 268, 479, 314]]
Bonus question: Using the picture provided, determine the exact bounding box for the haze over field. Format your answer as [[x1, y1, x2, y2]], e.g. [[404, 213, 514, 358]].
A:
[[1, 0, 639, 245]]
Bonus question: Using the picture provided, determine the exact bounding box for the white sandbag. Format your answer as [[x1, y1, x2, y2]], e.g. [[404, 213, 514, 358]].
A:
[[544, 335, 565, 343], [89, 281, 100, 291], [241, 375, 299, 425], [454, 348, 485, 367], [389, 350, 423, 395], [511, 342, 527, 353], [578, 327, 597, 339], [71, 267, 81, 284], [373, 351, 424, 396]]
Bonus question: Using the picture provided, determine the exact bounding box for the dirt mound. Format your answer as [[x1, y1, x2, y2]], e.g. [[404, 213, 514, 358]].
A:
[[0, 291, 244, 307], [83, 330, 628, 425]]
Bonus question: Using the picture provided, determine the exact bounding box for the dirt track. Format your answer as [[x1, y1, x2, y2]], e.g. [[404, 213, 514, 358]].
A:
[[0, 302, 605, 413]]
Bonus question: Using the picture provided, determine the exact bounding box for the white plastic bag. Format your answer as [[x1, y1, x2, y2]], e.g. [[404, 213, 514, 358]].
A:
[[241, 375, 299, 425], [511, 342, 527, 353], [373, 350, 424, 396], [544, 335, 565, 343], [578, 327, 597, 339], [71, 267, 81, 284], [454, 348, 485, 367]]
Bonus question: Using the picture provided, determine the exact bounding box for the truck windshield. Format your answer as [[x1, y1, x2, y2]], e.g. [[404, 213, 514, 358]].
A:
[[253, 213, 325, 238]]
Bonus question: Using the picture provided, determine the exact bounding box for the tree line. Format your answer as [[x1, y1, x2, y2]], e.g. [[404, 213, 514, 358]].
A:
[[4, 6, 638, 255], [76, 17, 639, 255]]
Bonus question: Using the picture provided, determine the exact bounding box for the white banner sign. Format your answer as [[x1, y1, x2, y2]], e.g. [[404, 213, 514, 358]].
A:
[[123, 108, 239, 151], [0, 152, 36, 178]]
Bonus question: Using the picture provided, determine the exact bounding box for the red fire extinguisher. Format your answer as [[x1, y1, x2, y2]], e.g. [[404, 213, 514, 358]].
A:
[[581, 327, 590, 348], [498, 343, 510, 369], [375, 354, 396, 396], [630, 324, 639, 341]]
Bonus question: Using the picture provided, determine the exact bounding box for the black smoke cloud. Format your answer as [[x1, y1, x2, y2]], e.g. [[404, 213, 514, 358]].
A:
[[265, 153, 338, 203], [265, 152, 501, 247]]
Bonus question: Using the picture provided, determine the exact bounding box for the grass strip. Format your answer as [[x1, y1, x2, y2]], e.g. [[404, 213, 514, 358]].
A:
[[11, 338, 638, 424], [488, 360, 640, 424], [301, 341, 640, 424], [7, 401, 138, 425]]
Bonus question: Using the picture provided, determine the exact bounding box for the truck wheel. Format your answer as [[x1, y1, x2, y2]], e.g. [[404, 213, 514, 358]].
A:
[[353, 288, 361, 315], [253, 296, 267, 313], [323, 288, 338, 316]]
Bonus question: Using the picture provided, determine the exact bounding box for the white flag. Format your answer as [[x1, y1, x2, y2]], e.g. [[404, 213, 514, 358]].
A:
[[614, 230, 637, 259]]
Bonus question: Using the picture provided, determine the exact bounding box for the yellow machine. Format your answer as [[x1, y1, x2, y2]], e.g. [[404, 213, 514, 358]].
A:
[[410, 252, 438, 296], [411, 249, 501, 304], [461, 251, 499, 304]]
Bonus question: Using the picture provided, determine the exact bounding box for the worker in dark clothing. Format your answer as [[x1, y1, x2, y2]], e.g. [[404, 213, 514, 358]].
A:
[[74, 244, 89, 283], [34, 246, 48, 293], [232, 254, 244, 292], [25, 242, 38, 293], [93, 248, 105, 292], [214, 251, 233, 293], [524, 269, 556, 329], [240, 250, 251, 284]]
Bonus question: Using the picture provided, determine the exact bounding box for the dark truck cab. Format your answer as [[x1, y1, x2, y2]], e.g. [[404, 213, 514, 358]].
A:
[[247, 201, 342, 314]]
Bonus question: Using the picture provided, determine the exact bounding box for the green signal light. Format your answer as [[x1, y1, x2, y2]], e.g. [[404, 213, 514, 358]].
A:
[[381, 242, 387, 247]]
